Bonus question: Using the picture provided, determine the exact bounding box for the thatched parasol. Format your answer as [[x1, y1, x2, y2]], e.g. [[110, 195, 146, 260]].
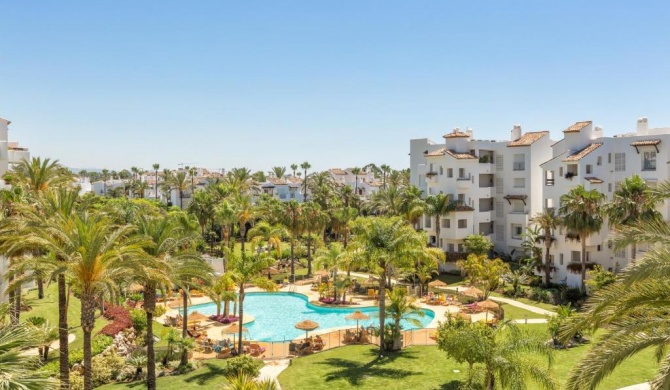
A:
[[295, 319, 320, 338], [345, 310, 370, 330], [428, 279, 448, 292], [127, 283, 144, 293], [315, 269, 329, 277], [187, 311, 211, 324], [222, 323, 249, 345], [476, 300, 500, 312], [461, 286, 484, 299]]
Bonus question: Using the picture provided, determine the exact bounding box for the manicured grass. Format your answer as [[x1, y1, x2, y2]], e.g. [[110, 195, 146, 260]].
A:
[[436, 273, 465, 286], [98, 359, 231, 389], [22, 283, 110, 351], [279, 345, 469, 390], [499, 302, 548, 320]]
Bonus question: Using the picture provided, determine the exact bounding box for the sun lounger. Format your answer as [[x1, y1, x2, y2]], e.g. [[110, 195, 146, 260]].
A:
[[216, 348, 231, 358], [249, 343, 266, 356]]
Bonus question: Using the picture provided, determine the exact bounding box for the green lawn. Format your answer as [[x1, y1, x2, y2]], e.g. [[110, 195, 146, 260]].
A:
[[98, 359, 231, 389], [22, 283, 110, 351], [499, 303, 548, 321]]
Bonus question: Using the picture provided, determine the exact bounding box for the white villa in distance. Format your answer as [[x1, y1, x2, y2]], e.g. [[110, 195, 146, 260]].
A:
[[410, 118, 670, 287], [329, 168, 382, 201], [0, 117, 31, 303]]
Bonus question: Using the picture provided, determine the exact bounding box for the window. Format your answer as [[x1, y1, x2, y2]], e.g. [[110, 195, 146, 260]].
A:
[[457, 244, 464, 253], [458, 219, 467, 229], [425, 216, 432, 228], [429, 163, 433, 172], [559, 167, 563, 177], [545, 171, 555, 186], [513, 154, 525, 171], [597, 156, 602, 166], [439, 166, 444, 175], [458, 168, 465, 178], [571, 251, 581, 263], [511, 224, 523, 239], [447, 168, 453, 178], [457, 193, 465, 203], [559, 254, 564, 265], [513, 201, 524, 213], [448, 244, 455, 253], [643, 151, 657, 171], [545, 198, 554, 209], [614, 153, 626, 171], [586, 164, 592, 174], [608, 183, 612, 192], [615, 247, 626, 258], [608, 153, 612, 164], [441, 218, 450, 229], [597, 245, 601, 251], [514, 178, 525, 188]]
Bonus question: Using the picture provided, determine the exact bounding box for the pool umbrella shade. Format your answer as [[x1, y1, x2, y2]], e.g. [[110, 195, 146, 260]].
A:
[[461, 286, 484, 299], [454, 312, 472, 321], [295, 320, 320, 338], [222, 323, 249, 346], [428, 280, 448, 290], [188, 311, 211, 323], [476, 300, 500, 312], [345, 310, 370, 330]]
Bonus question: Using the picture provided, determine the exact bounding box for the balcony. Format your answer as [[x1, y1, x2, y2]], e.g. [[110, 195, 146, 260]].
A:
[[457, 174, 471, 181]]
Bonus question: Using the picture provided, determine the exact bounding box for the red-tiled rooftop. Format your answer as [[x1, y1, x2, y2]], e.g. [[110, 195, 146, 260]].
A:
[[508, 131, 550, 147], [584, 177, 604, 184], [329, 168, 347, 175], [446, 150, 478, 160], [443, 130, 471, 138], [425, 148, 447, 157], [562, 143, 603, 162], [563, 121, 592, 133]]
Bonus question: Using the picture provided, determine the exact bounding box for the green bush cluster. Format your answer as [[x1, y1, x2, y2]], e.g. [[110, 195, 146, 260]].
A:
[[91, 350, 125, 387], [154, 304, 166, 317], [69, 349, 84, 367], [92, 334, 113, 355], [130, 309, 148, 333], [222, 355, 263, 378]]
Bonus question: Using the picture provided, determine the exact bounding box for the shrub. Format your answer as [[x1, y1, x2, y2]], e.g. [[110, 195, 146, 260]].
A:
[[70, 372, 84, 390], [561, 287, 584, 306], [154, 305, 166, 317], [92, 334, 113, 355], [130, 309, 148, 333], [69, 349, 84, 367], [92, 350, 125, 386], [100, 304, 132, 336], [128, 293, 144, 303], [222, 355, 263, 378], [529, 287, 552, 304], [40, 359, 60, 377]]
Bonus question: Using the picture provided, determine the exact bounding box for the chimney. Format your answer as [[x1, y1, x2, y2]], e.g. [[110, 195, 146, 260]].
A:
[[511, 124, 522, 141], [637, 117, 649, 135], [593, 126, 603, 138], [453, 127, 461, 133], [466, 127, 473, 138]]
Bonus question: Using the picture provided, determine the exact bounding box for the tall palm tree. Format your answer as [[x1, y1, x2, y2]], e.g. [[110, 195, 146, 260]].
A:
[[368, 186, 403, 216], [530, 208, 561, 286], [101, 169, 110, 196], [271, 166, 286, 179], [152, 163, 160, 200], [424, 194, 458, 249], [332, 206, 358, 248], [385, 288, 424, 350], [400, 185, 425, 229], [168, 171, 189, 209], [350, 167, 362, 197], [234, 194, 254, 254], [559, 185, 606, 293], [247, 221, 287, 258], [349, 217, 426, 354], [226, 248, 277, 353], [380, 164, 391, 189], [290, 164, 298, 178], [605, 175, 660, 263], [65, 214, 146, 390], [187, 190, 215, 237], [216, 200, 238, 266], [300, 161, 311, 202], [281, 200, 303, 280]]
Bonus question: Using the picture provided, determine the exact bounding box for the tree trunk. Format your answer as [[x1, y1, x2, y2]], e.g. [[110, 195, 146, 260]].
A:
[[180, 289, 189, 366], [179, 190, 183, 209], [42, 346, 50, 362], [238, 286, 245, 354], [581, 235, 587, 294], [290, 236, 295, 281], [544, 239, 552, 286], [393, 319, 402, 350], [144, 285, 157, 390], [223, 300, 230, 317], [240, 225, 246, 253], [58, 275, 70, 390], [306, 231, 312, 277], [434, 216, 440, 249], [216, 302, 221, 316], [485, 370, 495, 390], [81, 293, 96, 390], [378, 269, 386, 356], [37, 275, 44, 299], [14, 286, 21, 323], [631, 243, 637, 263], [8, 275, 17, 326]]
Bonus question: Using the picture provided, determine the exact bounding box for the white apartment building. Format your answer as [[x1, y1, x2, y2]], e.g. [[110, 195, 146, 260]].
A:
[[329, 168, 382, 201], [410, 126, 552, 267], [260, 176, 303, 202], [542, 118, 670, 286], [0, 117, 31, 303]]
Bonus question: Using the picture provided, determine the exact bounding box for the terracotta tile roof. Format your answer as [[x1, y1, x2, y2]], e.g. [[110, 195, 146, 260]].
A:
[[630, 139, 661, 146], [584, 177, 603, 184], [446, 150, 478, 160], [454, 204, 475, 211], [268, 178, 286, 185], [286, 176, 303, 184], [443, 131, 471, 138], [425, 148, 447, 157], [562, 143, 603, 162], [508, 131, 550, 147], [563, 121, 592, 133], [329, 168, 347, 175]]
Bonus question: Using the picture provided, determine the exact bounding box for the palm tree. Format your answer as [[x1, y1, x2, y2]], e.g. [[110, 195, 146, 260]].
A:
[[247, 221, 287, 258], [560, 215, 670, 389], [349, 217, 426, 354], [424, 194, 458, 249], [152, 163, 160, 200], [281, 200, 302, 280], [187, 190, 215, 238], [64, 213, 146, 390], [216, 200, 238, 266], [350, 167, 362, 197], [385, 288, 424, 350], [101, 169, 110, 196], [605, 175, 660, 263], [234, 194, 255, 254], [300, 161, 311, 201], [530, 208, 561, 286], [0, 307, 58, 389], [332, 206, 358, 248], [290, 164, 298, 178], [226, 248, 277, 353], [368, 186, 403, 216], [380, 164, 391, 189], [559, 185, 605, 293], [271, 166, 286, 179], [168, 171, 189, 209]]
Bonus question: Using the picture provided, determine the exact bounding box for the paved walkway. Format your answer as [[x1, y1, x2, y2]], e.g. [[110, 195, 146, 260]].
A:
[[617, 384, 649, 390], [258, 358, 290, 389], [21, 333, 76, 356]]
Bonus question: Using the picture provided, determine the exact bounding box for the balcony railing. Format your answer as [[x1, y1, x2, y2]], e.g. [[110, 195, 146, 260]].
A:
[[545, 179, 555, 186], [457, 175, 471, 181]]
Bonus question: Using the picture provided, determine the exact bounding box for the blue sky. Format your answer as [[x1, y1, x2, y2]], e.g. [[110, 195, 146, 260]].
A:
[[1, 1, 669, 172]]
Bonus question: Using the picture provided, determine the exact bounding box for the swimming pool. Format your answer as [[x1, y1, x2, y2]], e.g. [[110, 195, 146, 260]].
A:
[[185, 292, 434, 341]]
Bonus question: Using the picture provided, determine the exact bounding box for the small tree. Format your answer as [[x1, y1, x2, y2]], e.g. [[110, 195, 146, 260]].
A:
[[585, 265, 616, 293], [457, 254, 510, 299], [463, 234, 493, 256]]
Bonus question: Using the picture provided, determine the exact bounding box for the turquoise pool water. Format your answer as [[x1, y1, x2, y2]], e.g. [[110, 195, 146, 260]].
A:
[[185, 292, 434, 341]]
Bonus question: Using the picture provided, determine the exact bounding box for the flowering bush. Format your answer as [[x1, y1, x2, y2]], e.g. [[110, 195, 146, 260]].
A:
[[318, 297, 358, 306], [209, 314, 240, 324], [100, 304, 132, 336]]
